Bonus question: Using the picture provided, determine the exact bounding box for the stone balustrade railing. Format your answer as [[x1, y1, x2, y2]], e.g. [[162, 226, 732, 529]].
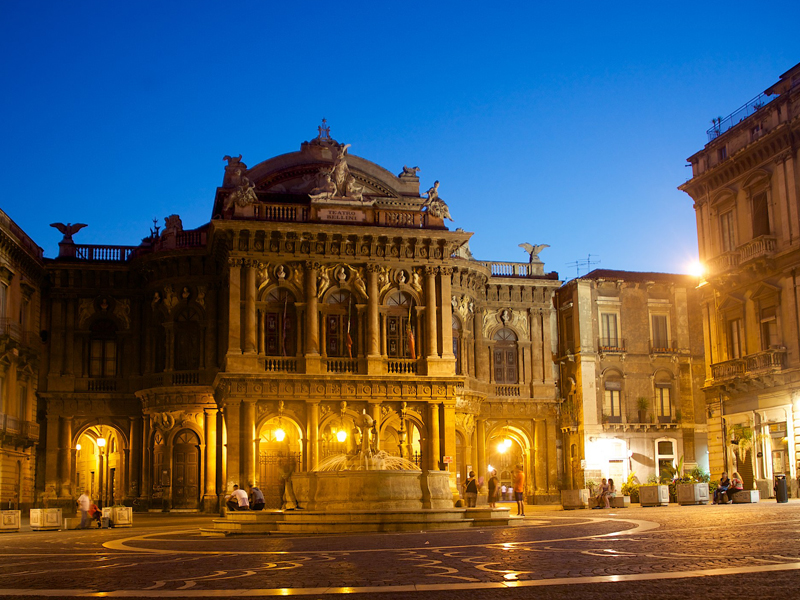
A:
[[265, 358, 298, 372], [711, 348, 786, 382], [495, 384, 521, 397], [325, 358, 359, 374], [479, 261, 531, 277], [387, 359, 418, 375], [739, 235, 777, 263], [708, 251, 740, 276]]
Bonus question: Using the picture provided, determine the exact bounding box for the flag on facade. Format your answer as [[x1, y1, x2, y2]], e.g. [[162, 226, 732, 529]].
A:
[[407, 304, 416, 360], [346, 295, 353, 359], [281, 294, 289, 356]]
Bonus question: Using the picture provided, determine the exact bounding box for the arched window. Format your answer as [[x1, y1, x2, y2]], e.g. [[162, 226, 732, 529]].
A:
[[89, 320, 117, 377], [386, 291, 415, 358], [452, 316, 462, 374], [174, 307, 202, 371], [325, 290, 357, 358], [493, 328, 517, 384], [261, 288, 297, 356]]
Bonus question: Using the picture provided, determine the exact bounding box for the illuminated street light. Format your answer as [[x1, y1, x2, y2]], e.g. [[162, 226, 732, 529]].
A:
[[337, 429, 347, 443], [274, 428, 286, 442], [76, 444, 81, 451], [97, 438, 106, 448]]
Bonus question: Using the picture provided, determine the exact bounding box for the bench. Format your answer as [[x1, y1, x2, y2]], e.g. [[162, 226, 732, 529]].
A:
[[732, 490, 760, 503], [609, 495, 630, 508]]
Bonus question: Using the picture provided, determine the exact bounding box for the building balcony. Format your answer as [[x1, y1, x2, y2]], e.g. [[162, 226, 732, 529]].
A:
[[650, 341, 679, 355], [707, 251, 740, 276], [264, 357, 298, 373], [494, 384, 522, 397], [598, 338, 626, 353], [387, 359, 418, 375], [0, 318, 22, 341], [75, 378, 118, 392], [324, 358, 359, 374], [0, 413, 39, 446], [738, 235, 777, 263], [710, 348, 786, 382]]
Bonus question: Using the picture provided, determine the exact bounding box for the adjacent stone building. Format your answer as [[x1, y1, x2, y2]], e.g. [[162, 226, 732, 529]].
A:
[[679, 62, 800, 496], [555, 270, 708, 489], [0, 209, 44, 510], [35, 128, 564, 511]]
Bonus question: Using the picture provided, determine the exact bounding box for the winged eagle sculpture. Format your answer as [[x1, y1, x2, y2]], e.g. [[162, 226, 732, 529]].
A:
[[50, 222, 88, 243], [519, 243, 549, 263]]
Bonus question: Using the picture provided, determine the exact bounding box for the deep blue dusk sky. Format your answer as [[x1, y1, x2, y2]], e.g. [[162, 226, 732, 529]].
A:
[[2, 2, 798, 279]]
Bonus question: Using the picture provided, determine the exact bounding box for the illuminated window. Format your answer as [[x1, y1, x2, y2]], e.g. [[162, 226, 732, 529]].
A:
[[655, 439, 676, 478]]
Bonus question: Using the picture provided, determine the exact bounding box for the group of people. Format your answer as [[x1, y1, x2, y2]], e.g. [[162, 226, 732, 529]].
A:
[[591, 478, 616, 509], [713, 471, 744, 504], [468, 464, 526, 516], [225, 484, 266, 512]]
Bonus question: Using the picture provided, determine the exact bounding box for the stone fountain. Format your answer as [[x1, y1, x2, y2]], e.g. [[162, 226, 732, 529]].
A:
[[203, 412, 511, 536]]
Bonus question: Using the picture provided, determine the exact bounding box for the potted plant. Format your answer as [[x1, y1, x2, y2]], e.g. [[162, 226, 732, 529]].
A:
[[639, 474, 670, 506], [636, 397, 649, 423]]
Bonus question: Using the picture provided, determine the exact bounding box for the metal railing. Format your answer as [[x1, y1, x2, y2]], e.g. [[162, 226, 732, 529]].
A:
[[387, 359, 418, 375], [598, 338, 626, 352], [707, 91, 773, 141], [650, 341, 677, 354], [0, 318, 22, 340]]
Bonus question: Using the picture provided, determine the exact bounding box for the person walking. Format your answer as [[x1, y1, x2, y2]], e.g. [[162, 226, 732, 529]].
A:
[[77, 490, 91, 529], [487, 470, 500, 508], [513, 465, 525, 516]]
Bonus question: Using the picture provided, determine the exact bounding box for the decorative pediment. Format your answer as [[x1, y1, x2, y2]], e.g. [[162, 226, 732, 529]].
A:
[[717, 293, 745, 312], [750, 280, 781, 301]]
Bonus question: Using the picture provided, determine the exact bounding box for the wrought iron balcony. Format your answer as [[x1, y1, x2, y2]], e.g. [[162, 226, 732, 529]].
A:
[[650, 341, 678, 354], [706, 91, 772, 141], [710, 348, 786, 382], [598, 338, 626, 353]]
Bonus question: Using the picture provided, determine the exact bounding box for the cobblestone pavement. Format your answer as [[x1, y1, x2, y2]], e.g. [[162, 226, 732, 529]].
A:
[[0, 501, 799, 599]]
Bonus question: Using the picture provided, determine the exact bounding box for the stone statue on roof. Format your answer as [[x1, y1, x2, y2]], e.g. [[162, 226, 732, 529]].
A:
[[224, 175, 259, 210], [519, 243, 549, 263], [317, 118, 332, 141], [422, 181, 453, 221]]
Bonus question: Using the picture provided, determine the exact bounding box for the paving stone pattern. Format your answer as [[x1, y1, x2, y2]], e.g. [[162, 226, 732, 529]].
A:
[[0, 502, 798, 598]]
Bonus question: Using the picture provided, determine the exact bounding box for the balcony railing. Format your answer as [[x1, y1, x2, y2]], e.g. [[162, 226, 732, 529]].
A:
[[745, 348, 786, 373], [650, 341, 678, 354], [707, 91, 773, 141], [739, 235, 777, 263], [494, 384, 521, 397], [387, 359, 418, 375], [0, 318, 22, 340], [74, 244, 137, 262], [252, 204, 309, 222], [0, 414, 39, 444], [598, 338, 626, 353], [708, 251, 740, 276], [711, 348, 786, 382], [480, 261, 533, 277], [265, 358, 298, 373], [325, 358, 359, 374]]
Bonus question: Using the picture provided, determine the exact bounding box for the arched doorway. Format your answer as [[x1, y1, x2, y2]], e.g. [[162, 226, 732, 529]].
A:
[[258, 417, 303, 509], [487, 426, 524, 501], [172, 430, 200, 510], [74, 425, 124, 507]]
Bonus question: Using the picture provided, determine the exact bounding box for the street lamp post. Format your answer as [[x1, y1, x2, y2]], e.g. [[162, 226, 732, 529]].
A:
[[97, 438, 106, 506]]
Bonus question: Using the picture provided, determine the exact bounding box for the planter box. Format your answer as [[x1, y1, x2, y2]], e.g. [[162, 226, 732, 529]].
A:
[[609, 495, 630, 508], [676, 482, 710, 505], [733, 490, 760, 504], [639, 485, 670, 507], [0, 510, 21, 533], [30, 508, 62, 531], [102, 506, 133, 527], [561, 489, 590, 510], [62, 517, 82, 530]]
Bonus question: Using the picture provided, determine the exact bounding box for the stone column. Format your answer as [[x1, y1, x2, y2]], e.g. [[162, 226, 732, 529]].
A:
[[59, 416, 72, 497], [428, 402, 440, 470], [425, 267, 438, 358], [226, 258, 242, 358], [477, 417, 487, 483], [244, 261, 257, 354], [371, 402, 381, 451], [129, 416, 142, 500], [474, 309, 489, 381], [257, 311, 264, 355], [141, 417, 152, 499], [442, 401, 457, 493], [367, 266, 380, 357], [440, 268, 454, 359], [204, 408, 218, 506], [546, 417, 558, 493], [45, 414, 60, 497], [533, 419, 546, 494], [242, 400, 256, 487], [308, 403, 320, 471], [224, 399, 242, 491], [541, 307, 554, 385], [304, 262, 320, 363]]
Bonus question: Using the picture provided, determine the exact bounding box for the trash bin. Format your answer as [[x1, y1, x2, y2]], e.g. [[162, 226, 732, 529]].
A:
[[101, 517, 110, 529], [775, 474, 788, 503]]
